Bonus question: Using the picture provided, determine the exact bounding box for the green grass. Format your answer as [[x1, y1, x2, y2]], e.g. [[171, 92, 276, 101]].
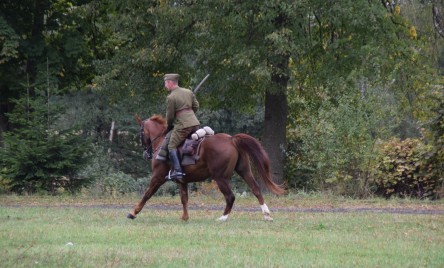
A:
[[0, 194, 443, 267]]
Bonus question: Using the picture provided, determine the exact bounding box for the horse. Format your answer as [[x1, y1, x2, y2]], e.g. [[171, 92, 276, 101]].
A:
[[127, 114, 285, 221]]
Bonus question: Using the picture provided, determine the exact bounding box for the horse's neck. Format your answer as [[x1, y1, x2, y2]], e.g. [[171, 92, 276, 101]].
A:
[[153, 134, 165, 149], [149, 127, 165, 149]]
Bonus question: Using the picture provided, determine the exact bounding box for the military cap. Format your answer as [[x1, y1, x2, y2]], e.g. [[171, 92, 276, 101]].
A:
[[164, 73, 180, 81]]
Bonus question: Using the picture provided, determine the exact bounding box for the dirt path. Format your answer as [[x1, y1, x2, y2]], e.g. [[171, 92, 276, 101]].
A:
[[2, 203, 443, 215]]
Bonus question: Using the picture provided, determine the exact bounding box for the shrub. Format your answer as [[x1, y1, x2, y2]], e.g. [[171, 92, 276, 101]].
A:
[[372, 138, 440, 199], [286, 93, 383, 196], [424, 90, 444, 198], [85, 171, 150, 197], [81, 147, 179, 197]]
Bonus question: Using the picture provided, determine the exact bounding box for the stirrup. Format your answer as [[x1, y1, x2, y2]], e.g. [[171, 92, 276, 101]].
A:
[[155, 154, 167, 161], [165, 170, 185, 183]]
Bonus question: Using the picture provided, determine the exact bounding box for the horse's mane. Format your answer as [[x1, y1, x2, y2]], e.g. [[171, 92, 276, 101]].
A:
[[149, 114, 167, 127]]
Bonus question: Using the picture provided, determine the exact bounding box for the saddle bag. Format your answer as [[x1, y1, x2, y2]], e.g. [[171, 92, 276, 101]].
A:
[[180, 126, 215, 166]]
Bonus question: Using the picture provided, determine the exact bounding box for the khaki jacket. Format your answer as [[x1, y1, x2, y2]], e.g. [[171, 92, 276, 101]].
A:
[[166, 86, 200, 129]]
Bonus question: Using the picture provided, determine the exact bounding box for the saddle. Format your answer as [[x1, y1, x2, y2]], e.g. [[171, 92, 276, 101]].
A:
[[178, 126, 214, 166]]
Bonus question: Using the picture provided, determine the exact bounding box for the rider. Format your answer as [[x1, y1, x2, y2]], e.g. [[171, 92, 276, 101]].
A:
[[156, 73, 200, 183]]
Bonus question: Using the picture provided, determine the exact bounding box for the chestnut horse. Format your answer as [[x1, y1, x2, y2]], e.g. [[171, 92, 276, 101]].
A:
[[127, 115, 285, 221]]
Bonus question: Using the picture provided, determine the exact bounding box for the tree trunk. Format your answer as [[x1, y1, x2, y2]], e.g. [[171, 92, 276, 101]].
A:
[[261, 8, 291, 186], [26, 0, 49, 90], [262, 88, 288, 186]]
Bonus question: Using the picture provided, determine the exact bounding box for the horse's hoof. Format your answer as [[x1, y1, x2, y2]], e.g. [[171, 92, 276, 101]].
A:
[[264, 215, 273, 221], [216, 215, 229, 222], [127, 213, 136, 220]]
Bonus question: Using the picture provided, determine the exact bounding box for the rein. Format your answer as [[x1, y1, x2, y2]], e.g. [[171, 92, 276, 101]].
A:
[[140, 120, 164, 160], [149, 134, 163, 150]]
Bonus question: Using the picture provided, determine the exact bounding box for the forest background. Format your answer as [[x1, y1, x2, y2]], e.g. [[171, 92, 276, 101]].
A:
[[0, 0, 443, 199]]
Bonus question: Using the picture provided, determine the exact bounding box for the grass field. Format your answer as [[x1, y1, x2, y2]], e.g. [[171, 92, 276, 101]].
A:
[[1, 194, 443, 267]]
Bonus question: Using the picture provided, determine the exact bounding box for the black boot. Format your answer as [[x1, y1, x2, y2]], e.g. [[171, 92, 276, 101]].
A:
[[165, 150, 185, 183]]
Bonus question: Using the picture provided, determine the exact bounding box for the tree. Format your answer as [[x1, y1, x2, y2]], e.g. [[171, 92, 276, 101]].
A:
[[0, 0, 98, 136], [0, 93, 92, 194], [92, 1, 299, 184], [91, 0, 431, 187], [0, 0, 107, 193], [284, 0, 443, 195], [50, 0, 442, 196]]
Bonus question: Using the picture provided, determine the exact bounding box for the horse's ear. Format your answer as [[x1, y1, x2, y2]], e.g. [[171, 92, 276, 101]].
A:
[[135, 114, 142, 126]]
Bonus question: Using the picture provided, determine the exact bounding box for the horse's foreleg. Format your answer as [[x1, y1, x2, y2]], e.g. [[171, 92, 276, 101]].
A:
[[127, 178, 165, 219], [179, 183, 189, 221]]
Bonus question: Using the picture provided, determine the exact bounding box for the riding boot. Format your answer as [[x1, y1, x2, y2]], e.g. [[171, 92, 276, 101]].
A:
[[165, 150, 185, 183]]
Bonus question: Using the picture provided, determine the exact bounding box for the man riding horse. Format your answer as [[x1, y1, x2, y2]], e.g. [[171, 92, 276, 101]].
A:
[[155, 73, 200, 183], [127, 73, 284, 221]]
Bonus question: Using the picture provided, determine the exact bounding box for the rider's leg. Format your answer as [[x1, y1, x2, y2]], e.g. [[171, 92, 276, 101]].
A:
[[165, 126, 199, 182], [155, 131, 172, 161], [166, 149, 185, 183]]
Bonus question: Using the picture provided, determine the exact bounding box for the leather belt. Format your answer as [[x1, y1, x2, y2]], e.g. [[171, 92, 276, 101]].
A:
[[175, 108, 193, 116]]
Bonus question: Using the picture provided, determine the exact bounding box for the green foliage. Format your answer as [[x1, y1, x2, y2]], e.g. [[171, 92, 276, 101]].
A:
[[283, 0, 443, 197], [0, 94, 92, 194], [198, 106, 264, 136], [372, 138, 441, 199], [77, 144, 178, 197], [424, 90, 444, 198], [1, 0, 442, 197], [0, 0, 97, 94], [92, 0, 164, 109], [287, 92, 386, 196], [86, 171, 149, 197], [0, 16, 19, 64]]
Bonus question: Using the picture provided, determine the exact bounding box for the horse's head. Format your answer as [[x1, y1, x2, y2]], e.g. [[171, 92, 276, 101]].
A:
[[136, 114, 167, 153]]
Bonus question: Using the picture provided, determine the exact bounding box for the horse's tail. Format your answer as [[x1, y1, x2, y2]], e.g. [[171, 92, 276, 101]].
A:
[[231, 134, 286, 195]]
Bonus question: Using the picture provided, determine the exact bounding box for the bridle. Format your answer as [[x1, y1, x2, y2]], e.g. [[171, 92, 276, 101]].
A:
[[140, 120, 164, 160]]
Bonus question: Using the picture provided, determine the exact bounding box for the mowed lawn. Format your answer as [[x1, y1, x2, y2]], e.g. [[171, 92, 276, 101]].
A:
[[0, 195, 443, 267]]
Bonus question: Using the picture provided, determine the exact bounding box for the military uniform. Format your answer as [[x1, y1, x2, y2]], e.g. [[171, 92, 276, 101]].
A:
[[156, 74, 200, 183], [166, 86, 200, 150]]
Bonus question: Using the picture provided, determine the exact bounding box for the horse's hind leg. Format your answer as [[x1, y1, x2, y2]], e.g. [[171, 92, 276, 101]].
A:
[[213, 178, 235, 221], [235, 156, 273, 221]]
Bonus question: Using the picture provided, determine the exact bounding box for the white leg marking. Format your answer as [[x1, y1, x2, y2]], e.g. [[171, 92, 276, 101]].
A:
[[260, 204, 271, 214], [217, 214, 229, 221], [260, 204, 273, 221]]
